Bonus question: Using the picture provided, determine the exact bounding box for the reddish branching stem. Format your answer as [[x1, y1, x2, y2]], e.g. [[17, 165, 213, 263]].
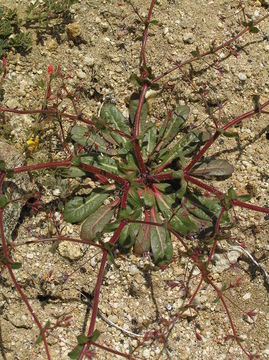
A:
[[168, 227, 251, 358], [0, 211, 51, 359], [184, 100, 269, 174], [78, 220, 127, 360], [13, 160, 72, 174], [152, 13, 269, 84], [80, 162, 128, 185], [141, 0, 156, 73]]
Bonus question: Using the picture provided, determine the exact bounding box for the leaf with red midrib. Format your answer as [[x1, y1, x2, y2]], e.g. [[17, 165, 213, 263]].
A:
[[133, 210, 151, 255], [150, 206, 173, 264], [80, 204, 115, 241]]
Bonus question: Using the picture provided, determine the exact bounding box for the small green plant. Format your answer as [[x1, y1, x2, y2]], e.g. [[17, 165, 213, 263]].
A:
[[25, 0, 78, 28], [0, 5, 31, 58], [0, 0, 78, 58], [64, 100, 234, 266]]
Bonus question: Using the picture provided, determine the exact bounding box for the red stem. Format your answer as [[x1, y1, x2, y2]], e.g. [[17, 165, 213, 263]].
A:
[[168, 227, 251, 358], [153, 172, 174, 182], [184, 100, 269, 174], [78, 220, 127, 360], [0, 211, 51, 359], [15, 236, 105, 250], [232, 199, 269, 214], [206, 206, 226, 267], [132, 0, 156, 174], [13, 160, 71, 174], [133, 139, 148, 173], [184, 174, 223, 198], [0, 106, 132, 140], [152, 13, 268, 84], [121, 182, 130, 209], [141, 0, 156, 71], [222, 99, 269, 131], [185, 175, 269, 215], [134, 84, 148, 138], [184, 132, 219, 174], [80, 162, 127, 185], [91, 341, 136, 359]]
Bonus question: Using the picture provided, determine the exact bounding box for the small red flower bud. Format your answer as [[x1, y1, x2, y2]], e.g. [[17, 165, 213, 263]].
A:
[[48, 64, 54, 75]]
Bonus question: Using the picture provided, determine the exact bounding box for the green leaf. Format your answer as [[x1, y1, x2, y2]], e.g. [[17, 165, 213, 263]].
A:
[[80, 204, 115, 241], [71, 125, 117, 155], [150, 207, 173, 265], [222, 131, 239, 138], [94, 155, 119, 175], [142, 124, 157, 159], [129, 93, 148, 134], [249, 26, 259, 34], [184, 192, 229, 224], [0, 160, 5, 171], [75, 330, 100, 349], [77, 334, 89, 345], [64, 190, 110, 223], [190, 159, 234, 178], [103, 221, 120, 233], [118, 223, 140, 250], [0, 195, 8, 208], [127, 187, 143, 207], [149, 19, 159, 25], [237, 194, 251, 202], [155, 191, 198, 235], [155, 191, 176, 218], [9, 262, 22, 270], [100, 103, 130, 145], [154, 183, 174, 193], [35, 321, 51, 345], [169, 211, 198, 234], [158, 105, 189, 149], [143, 187, 156, 208], [68, 344, 83, 359], [49, 240, 59, 254], [242, 21, 260, 34], [6, 169, 14, 178], [89, 329, 101, 342], [191, 46, 201, 58], [119, 206, 141, 220], [156, 130, 209, 169], [129, 73, 142, 86], [176, 177, 187, 199], [227, 187, 237, 201], [118, 153, 139, 173], [134, 212, 151, 255], [61, 166, 86, 178]]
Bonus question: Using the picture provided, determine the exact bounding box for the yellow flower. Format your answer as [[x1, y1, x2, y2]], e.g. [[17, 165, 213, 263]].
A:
[[27, 136, 39, 151]]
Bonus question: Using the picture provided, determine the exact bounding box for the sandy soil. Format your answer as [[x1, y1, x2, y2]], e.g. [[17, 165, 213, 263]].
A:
[[0, 1, 268, 359]]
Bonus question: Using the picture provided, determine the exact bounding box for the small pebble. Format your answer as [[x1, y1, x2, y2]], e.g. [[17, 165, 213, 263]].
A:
[[238, 72, 247, 81], [129, 264, 139, 275], [163, 27, 169, 35], [84, 56, 95, 67], [77, 70, 87, 79], [66, 23, 81, 40], [166, 303, 173, 311], [227, 250, 241, 264], [52, 188, 61, 196], [143, 349, 151, 358], [243, 292, 251, 301], [183, 32, 195, 44]]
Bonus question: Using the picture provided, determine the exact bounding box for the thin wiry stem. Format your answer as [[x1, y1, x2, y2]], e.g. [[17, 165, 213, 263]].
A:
[[78, 221, 127, 360], [0, 211, 51, 359]]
